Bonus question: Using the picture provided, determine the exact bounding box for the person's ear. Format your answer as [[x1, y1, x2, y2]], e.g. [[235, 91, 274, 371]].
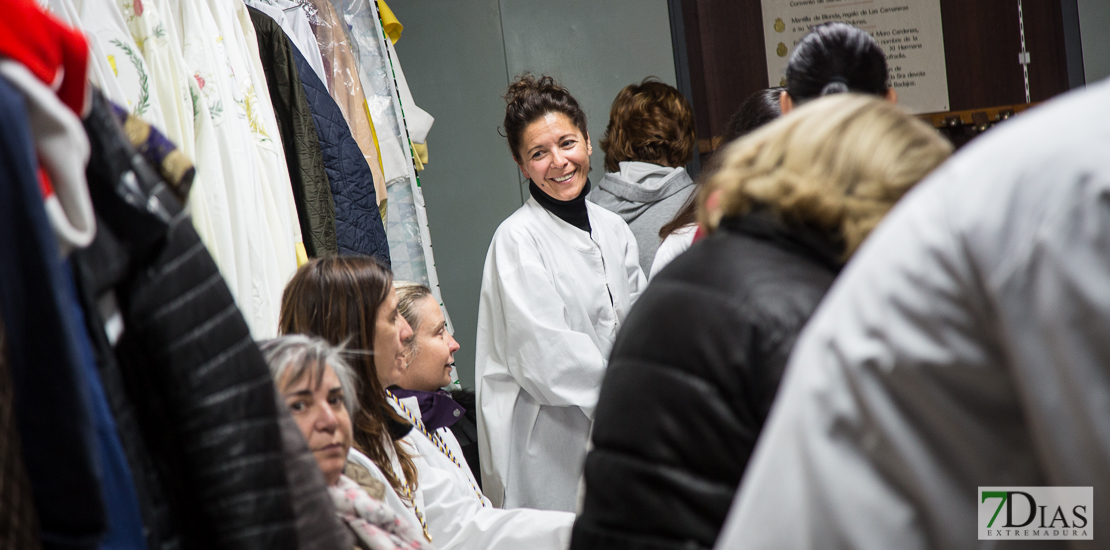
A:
[[518, 162, 529, 180], [885, 88, 898, 104], [586, 132, 593, 156], [779, 91, 794, 114]]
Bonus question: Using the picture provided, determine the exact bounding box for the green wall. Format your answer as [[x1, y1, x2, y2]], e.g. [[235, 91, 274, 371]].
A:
[[390, 0, 676, 387]]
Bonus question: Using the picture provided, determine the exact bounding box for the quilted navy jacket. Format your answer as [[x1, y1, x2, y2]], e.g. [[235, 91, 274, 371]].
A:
[[291, 43, 390, 263]]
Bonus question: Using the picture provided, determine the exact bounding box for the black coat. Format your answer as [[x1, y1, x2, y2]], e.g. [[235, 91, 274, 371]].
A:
[[571, 210, 842, 550], [77, 90, 348, 550], [248, 7, 338, 258]]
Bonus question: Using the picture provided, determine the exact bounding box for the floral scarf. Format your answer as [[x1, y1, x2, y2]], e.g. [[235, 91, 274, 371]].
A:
[[329, 474, 429, 550]]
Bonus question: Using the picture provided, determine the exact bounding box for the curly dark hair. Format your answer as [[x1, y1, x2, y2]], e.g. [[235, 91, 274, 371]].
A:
[[502, 74, 589, 163]]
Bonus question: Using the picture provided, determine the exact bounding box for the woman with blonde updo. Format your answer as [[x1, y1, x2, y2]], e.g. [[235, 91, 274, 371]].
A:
[[572, 93, 953, 550]]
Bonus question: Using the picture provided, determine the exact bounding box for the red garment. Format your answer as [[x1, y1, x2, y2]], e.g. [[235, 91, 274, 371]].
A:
[[0, 0, 89, 115]]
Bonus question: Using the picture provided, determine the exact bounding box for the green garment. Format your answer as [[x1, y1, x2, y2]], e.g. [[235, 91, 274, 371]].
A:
[[248, 7, 338, 257]]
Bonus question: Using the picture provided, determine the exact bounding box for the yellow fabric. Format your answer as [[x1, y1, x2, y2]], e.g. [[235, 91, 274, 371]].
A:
[[296, 242, 309, 266], [377, 0, 403, 44], [365, 99, 386, 177], [364, 99, 388, 227], [412, 142, 427, 171]]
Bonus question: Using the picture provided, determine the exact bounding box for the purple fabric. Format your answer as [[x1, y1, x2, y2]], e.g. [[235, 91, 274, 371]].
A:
[[388, 389, 465, 432]]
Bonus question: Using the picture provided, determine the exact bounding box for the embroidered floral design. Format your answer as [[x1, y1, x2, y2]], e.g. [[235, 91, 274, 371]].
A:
[[236, 87, 270, 142], [194, 74, 205, 89], [133, 0, 143, 16], [189, 85, 200, 121], [107, 55, 118, 77], [109, 39, 151, 116]]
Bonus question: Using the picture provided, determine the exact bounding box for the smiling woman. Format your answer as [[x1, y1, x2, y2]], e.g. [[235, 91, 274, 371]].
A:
[[474, 74, 647, 512]]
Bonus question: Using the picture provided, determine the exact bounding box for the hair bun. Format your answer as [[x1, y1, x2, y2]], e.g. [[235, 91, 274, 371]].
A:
[[505, 74, 563, 105], [820, 80, 850, 96]]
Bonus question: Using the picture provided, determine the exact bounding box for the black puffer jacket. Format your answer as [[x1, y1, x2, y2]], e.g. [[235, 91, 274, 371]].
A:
[[571, 210, 842, 550]]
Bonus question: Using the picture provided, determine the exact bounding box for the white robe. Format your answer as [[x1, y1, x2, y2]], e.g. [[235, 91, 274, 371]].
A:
[[715, 80, 1110, 549], [649, 223, 696, 280], [77, 0, 168, 131], [386, 396, 574, 549], [475, 198, 646, 511]]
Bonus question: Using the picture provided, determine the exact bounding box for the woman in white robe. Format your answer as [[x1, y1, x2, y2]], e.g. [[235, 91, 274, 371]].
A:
[[282, 257, 574, 548], [475, 75, 646, 512]]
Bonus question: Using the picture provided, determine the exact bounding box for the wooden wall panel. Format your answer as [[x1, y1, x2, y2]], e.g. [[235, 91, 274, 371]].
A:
[[681, 0, 1072, 142], [683, 0, 767, 141]]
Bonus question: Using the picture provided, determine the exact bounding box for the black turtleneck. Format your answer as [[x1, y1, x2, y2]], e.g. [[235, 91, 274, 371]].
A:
[[529, 178, 592, 233]]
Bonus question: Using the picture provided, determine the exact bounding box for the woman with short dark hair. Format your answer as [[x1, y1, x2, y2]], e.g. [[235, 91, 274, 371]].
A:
[[589, 78, 697, 272], [476, 74, 646, 512]]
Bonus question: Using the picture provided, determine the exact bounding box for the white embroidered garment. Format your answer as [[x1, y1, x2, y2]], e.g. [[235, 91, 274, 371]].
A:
[[45, 0, 128, 106], [206, 0, 299, 333], [115, 0, 195, 165], [166, 0, 289, 338], [77, 0, 168, 133], [143, 0, 232, 273], [231, 0, 305, 260]]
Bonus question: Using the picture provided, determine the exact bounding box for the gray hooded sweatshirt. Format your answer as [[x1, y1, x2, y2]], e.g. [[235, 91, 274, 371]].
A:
[[588, 161, 695, 273]]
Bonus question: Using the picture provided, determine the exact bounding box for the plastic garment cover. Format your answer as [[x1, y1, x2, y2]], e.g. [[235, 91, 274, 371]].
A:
[[301, 0, 387, 208], [245, 0, 330, 92], [335, 0, 442, 297], [339, 0, 456, 385]]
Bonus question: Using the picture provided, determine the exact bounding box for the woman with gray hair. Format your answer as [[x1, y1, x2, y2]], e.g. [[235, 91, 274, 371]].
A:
[[260, 335, 429, 550]]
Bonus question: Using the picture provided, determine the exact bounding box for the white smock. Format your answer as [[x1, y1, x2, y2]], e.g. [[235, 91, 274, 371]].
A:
[[715, 80, 1110, 549], [648, 223, 696, 280], [475, 198, 646, 512], [386, 395, 574, 549]]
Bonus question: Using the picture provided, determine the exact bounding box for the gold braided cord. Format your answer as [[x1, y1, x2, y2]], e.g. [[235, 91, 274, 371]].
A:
[[387, 393, 487, 507]]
